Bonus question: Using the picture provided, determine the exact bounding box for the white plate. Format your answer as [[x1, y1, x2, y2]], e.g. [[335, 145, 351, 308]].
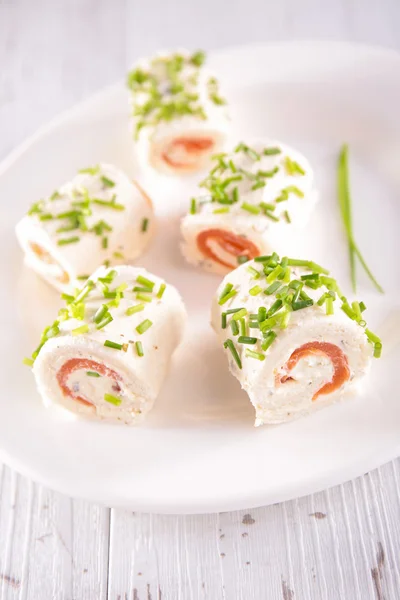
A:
[[1, 42, 399, 514]]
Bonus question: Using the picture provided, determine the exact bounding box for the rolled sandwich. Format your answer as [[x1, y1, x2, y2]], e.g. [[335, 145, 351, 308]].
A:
[[25, 266, 187, 424], [211, 254, 382, 425], [127, 50, 229, 175], [181, 141, 317, 274], [16, 164, 154, 293]]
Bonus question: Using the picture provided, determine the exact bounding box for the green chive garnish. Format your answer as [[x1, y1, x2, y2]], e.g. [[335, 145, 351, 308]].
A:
[[219, 283, 233, 302], [126, 304, 145, 316], [224, 339, 242, 369], [249, 285, 262, 296], [230, 320, 239, 336], [72, 324, 89, 336], [156, 283, 166, 299], [263, 147, 281, 155], [104, 393, 122, 406], [136, 319, 152, 335], [79, 165, 100, 175], [136, 275, 155, 290], [232, 308, 247, 321], [284, 210, 291, 223], [86, 371, 100, 377], [93, 198, 124, 210], [102, 237, 108, 249], [245, 349, 265, 361], [104, 340, 123, 350], [221, 312, 227, 329], [57, 236, 80, 246], [96, 315, 113, 330], [261, 331, 277, 351], [338, 144, 383, 293], [241, 202, 260, 215], [190, 198, 197, 214], [365, 329, 381, 345], [101, 175, 115, 187], [136, 292, 152, 303], [325, 297, 334, 315], [23, 357, 34, 367], [238, 336, 257, 345], [247, 266, 260, 279], [135, 341, 144, 357], [213, 207, 230, 214]]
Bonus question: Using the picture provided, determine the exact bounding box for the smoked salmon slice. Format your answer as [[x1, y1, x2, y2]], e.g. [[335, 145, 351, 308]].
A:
[[278, 341, 350, 400], [162, 137, 214, 168], [197, 228, 260, 269]]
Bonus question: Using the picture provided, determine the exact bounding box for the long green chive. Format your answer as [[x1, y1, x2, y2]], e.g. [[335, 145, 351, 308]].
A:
[[104, 340, 123, 350], [101, 175, 115, 187], [72, 324, 89, 336], [238, 336, 257, 345], [136, 319, 152, 335], [190, 198, 197, 214], [86, 371, 100, 377], [247, 266, 260, 279], [230, 320, 239, 336], [156, 283, 166, 299], [57, 236, 80, 246], [221, 312, 227, 329], [218, 290, 237, 306], [126, 304, 145, 316], [135, 341, 144, 357], [249, 285, 262, 296], [104, 393, 122, 406], [245, 349, 265, 361], [136, 292, 152, 303], [261, 331, 277, 351], [224, 339, 242, 369], [232, 308, 247, 321], [338, 144, 383, 293], [263, 147, 281, 155], [241, 202, 260, 215]]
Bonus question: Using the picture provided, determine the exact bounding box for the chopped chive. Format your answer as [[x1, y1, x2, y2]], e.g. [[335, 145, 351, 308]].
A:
[[104, 340, 123, 350], [258, 307, 267, 322], [247, 266, 260, 279], [238, 336, 257, 345], [284, 210, 291, 223], [239, 318, 246, 337], [223, 339, 242, 369], [232, 187, 239, 203], [190, 198, 197, 214], [263, 147, 281, 155], [241, 202, 261, 215], [249, 285, 262, 296], [230, 320, 239, 336], [136, 292, 152, 303], [359, 301, 367, 312], [213, 207, 230, 214], [39, 213, 53, 221], [135, 341, 144, 357], [266, 265, 283, 284], [264, 211, 280, 222], [96, 315, 113, 330], [292, 299, 313, 311], [136, 319, 153, 335], [104, 393, 122, 406], [113, 251, 124, 259], [77, 274, 90, 281], [57, 236, 80, 246], [156, 283, 166, 299], [218, 290, 237, 306], [248, 321, 260, 329], [251, 181, 266, 191], [237, 255, 249, 265], [326, 297, 334, 315], [260, 202, 276, 212], [93, 304, 109, 324], [351, 301, 362, 322], [72, 324, 89, 336], [86, 371, 100, 377], [226, 308, 243, 315], [245, 349, 265, 361], [23, 357, 34, 367], [102, 236, 108, 249], [141, 218, 149, 232], [365, 329, 381, 345], [221, 312, 227, 329], [93, 198, 125, 210], [254, 255, 271, 263], [79, 165, 100, 175], [219, 283, 233, 300], [133, 286, 152, 293], [373, 343, 382, 358], [264, 281, 281, 295], [261, 331, 277, 351], [126, 303, 145, 316], [101, 175, 115, 187], [50, 190, 61, 201], [267, 299, 283, 317], [232, 308, 247, 321], [136, 275, 155, 290], [284, 156, 306, 176]]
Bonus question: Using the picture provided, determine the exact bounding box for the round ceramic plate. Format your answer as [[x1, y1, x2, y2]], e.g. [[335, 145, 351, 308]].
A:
[[1, 42, 399, 514]]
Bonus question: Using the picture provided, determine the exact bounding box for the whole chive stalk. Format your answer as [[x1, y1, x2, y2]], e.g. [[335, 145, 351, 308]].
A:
[[338, 144, 383, 293], [224, 339, 242, 369]]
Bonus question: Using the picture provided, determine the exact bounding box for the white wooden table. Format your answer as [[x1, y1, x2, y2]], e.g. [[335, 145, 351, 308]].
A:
[[1, 1, 400, 598]]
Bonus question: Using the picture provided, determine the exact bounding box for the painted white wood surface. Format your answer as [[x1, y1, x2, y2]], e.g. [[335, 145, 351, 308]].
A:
[[1, 0, 399, 598]]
